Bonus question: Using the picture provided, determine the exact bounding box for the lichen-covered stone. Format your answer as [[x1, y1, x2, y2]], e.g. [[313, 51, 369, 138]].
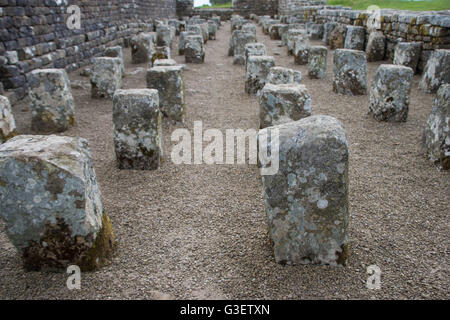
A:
[[322, 22, 337, 46], [244, 43, 267, 66], [369, 64, 414, 122], [287, 29, 307, 55], [168, 19, 181, 36], [423, 84, 450, 170], [329, 25, 347, 50], [0, 135, 115, 271], [366, 31, 386, 62], [113, 89, 162, 170], [0, 95, 17, 144], [199, 23, 210, 43], [258, 115, 349, 266], [208, 21, 217, 40], [293, 36, 310, 65], [269, 24, 287, 40], [393, 42, 422, 74], [154, 59, 177, 67], [267, 67, 302, 85], [157, 25, 173, 47], [151, 46, 171, 66], [245, 55, 275, 95], [105, 46, 125, 77], [333, 49, 367, 96], [29, 69, 75, 132], [147, 65, 185, 122], [130, 33, 156, 64], [184, 35, 205, 64], [344, 26, 366, 51], [178, 31, 189, 55], [419, 49, 450, 93], [187, 25, 202, 38], [259, 83, 311, 129], [233, 32, 257, 65], [242, 23, 257, 37], [308, 46, 327, 79], [309, 23, 324, 40], [90, 57, 122, 99]]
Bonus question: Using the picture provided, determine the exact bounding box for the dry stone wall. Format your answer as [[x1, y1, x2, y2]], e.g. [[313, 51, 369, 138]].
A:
[[0, 0, 176, 104]]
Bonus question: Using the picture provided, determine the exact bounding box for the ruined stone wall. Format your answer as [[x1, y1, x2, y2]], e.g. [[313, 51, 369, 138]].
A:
[[176, 0, 194, 17], [232, 0, 278, 18], [0, 0, 176, 103], [278, 0, 327, 16], [280, 4, 449, 71]]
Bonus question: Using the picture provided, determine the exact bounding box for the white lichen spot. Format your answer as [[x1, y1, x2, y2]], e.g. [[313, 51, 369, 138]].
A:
[[33, 195, 41, 204], [317, 199, 328, 209]]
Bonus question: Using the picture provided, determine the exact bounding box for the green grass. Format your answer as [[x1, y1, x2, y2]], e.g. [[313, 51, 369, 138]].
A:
[[327, 0, 450, 11], [196, 2, 232, 9]]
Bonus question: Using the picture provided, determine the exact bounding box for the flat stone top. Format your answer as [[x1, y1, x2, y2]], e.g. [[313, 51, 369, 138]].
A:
[[0, 95, 10, 104], [245, 43, 265, 48], [148, 65, 183, 72], [263, 83, 308, 93], [248, 55, 275, 62], [288, 29, 307, 34], [92, 57, 121, 62], [335, 48, 365, 55], [186, 34, 203, 40], [154, 59, 177, 66], [31, 68, 65, 75], [310, 45, 328, 51], [0, 135, 90, 180], [260, 115, 347, 146], [114, 89, 159, 97], [378, 64, 415, 72]]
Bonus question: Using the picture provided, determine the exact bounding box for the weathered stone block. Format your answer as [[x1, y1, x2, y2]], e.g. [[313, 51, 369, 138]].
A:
[[130, 33, 156, 64], [259, 115, 349, 266], [393, 42, 422, 74], [184, 35, 205, 64], [287, 29, 307, 55], [245, 55, 275, 95], [113, 89, 162, 170], [267, 66, 302, 85], [369, 64, 414, 122], [294, 36, 310, 65], [0, 135, 115, 271], [29, 69, 75, 132], [151, 46, 171, 66], [322, 22, 337, 46], [157, 25, 173, 47], [154, 59, 177, 67], [208, 21, 217, 40], [308, 46, 327, 79], [366, 31, 386, 62], [242, 23, 257, 37], [423, 84, 449, 170], [90, 57, 122, 99], [344, 26, 366, 51], [419, 49, 450, 93], [0, 95, 17, 143], [244, 43, 267, 66], [147, 65, 185, 122], [105, 46, 125, 77], [333, 49, 367, 96], [259, 83, 311, 129], [329, 25, 347, 50], [233, 32, 256, 65], [309, 23, 324, 40], [269, 24, 287, 40]]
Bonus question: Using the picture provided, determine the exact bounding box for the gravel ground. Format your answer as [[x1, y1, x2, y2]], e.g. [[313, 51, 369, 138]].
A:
[[1, 21, 449, 300]]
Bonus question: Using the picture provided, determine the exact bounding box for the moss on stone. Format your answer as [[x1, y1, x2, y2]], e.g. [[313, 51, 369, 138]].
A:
[[336, 243, 350, 266]]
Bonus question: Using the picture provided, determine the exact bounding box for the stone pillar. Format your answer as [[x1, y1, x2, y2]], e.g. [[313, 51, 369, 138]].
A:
[[369, 64, 414, 122], [309, 23, 324, 40], [269, 24, 288, 40], [322, 22, 337, 46], [259, 83, 311, 129], [185, 35, 205, 64], [29, 69, 75, 132], [113, 89, 162, 170], [258, 115, 349, 266], [287, 29, 307, 55], [329, 25, 347, 50], [147, 65, 185, 123], [308, 46, 328, 79], [0, 135, 115, 271], [157, 25, 173, 47], [0, 95, 17, 144], [130, 33, 156, 64], [419, 49, 450, 93], [393, 42, 422, 74], [244, 43, 267, 66], [294, 36, 310, 65], [333, 49, 367, 96], [423, 84, 449, 170], [245, 55, 275, 95], [233, 32, 257, 65], [344, 26, 366, 51], [105, 46, 125, 77], [366, 31, 386, 62], [267, 66, 302, 85], [90, 57, 122, 99], [208, 21, 217, 40]]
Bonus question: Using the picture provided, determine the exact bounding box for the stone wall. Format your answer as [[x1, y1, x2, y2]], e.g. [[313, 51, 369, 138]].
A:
[[0, 0, 176, 104], [278, 0, 326, 16], [176, 0, 194, 17], [232, 0, 278, 18]]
